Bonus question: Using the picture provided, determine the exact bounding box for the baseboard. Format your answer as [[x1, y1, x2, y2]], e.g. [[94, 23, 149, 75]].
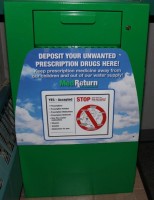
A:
[[0, 15, 4, 22], [139, 129, 154, 142]]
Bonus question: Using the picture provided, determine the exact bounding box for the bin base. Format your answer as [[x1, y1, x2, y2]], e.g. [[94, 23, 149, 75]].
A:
[[19, 142, 137, 198]]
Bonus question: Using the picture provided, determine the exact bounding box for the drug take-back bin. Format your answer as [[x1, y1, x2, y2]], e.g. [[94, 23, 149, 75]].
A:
[[4, 0, 149, 198]]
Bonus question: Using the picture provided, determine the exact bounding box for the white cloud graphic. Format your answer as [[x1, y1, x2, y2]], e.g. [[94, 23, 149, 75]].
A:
[[16, 132, 82, 145], [16, 133, 44, 145], [23, 102, 35, 112], [16, 99, 21, 104], [16, 106, 43, 134], [109, 73, 138, 112], [21, 65, 42, 81], [49, 140, 81, 145], [50, 131, 139, 145], [103, 131, 138, 142], [21, 65, 34, 77], [109, 73, 139, 129], [16, 131, 138, 145], [17, 99, 35, 112], [114, 111, 139, 129]]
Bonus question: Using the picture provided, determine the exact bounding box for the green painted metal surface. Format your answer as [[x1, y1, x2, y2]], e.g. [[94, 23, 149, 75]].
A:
[[19, 143, 138, 197], [4, 1, 149, 197], [34, 11, 122, 46]]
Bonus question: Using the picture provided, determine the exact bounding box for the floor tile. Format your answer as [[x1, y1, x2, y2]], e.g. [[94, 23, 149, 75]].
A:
[[114, 193, 136, 200], [22, 198, 52, 200], [53, 195, 94, 200], [94, 194, 117, 200], [95, 192, 141, 200], [134, 189, 148, 200], [134, 170, 144, 190]]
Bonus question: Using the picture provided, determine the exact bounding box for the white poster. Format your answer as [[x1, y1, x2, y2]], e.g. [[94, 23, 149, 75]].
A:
[[42, 90, 114, 140]]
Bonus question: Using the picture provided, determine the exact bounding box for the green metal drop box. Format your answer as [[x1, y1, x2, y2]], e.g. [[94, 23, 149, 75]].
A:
[[4, 0, 149, 198]]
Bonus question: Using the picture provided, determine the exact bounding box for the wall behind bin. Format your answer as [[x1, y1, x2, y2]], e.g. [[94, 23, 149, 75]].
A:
[[141, 23, 154, 130]]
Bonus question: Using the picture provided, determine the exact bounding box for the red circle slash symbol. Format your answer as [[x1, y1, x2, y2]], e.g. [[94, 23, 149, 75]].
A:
[[76, 104, 106, 131]]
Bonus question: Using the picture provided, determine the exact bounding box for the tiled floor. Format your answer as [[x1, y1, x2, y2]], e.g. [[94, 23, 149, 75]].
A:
[[20, 170, 148, 200]]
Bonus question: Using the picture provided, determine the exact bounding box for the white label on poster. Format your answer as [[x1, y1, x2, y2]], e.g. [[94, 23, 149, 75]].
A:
[[42, 90, 114, 141]]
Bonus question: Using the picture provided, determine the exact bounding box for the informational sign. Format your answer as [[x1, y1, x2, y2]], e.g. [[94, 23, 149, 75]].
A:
[[41, 90, 114, 140], [15, 48, 140, 145]]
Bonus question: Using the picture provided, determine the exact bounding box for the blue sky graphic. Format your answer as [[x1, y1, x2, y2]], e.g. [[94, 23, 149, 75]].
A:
[[15, 48, 140, 145]]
